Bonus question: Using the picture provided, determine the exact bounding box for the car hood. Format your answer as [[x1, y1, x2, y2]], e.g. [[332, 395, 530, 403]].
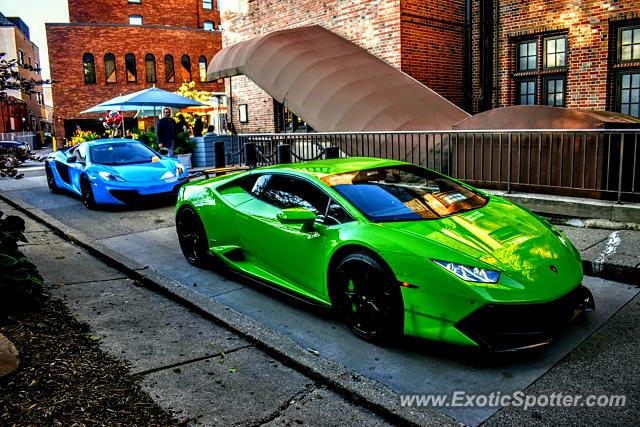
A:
[[378, 197, 580, 286], [99, 160, 179, 182]]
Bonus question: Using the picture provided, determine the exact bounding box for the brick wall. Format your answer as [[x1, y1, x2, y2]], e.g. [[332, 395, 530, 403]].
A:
[[68, 0, 220, 29], [472, 0, 640, 112], [46, 23, 222, 135], [221, 0, 403, 133], [400, 0, 467, 107], [219, 0, 466, 132]]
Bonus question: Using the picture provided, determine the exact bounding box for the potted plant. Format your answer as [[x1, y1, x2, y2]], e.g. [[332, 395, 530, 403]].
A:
[[173, 131, 195, 168]]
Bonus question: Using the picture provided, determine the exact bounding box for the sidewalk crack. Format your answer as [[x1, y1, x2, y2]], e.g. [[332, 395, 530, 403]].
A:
[[132, 343, 253, 376], [249, 385, 316, 427]]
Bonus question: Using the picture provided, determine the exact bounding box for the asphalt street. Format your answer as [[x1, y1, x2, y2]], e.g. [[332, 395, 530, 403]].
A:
[[1, 167, 639, 426]]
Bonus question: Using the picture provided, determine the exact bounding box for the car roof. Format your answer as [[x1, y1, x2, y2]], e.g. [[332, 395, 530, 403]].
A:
[[259, 157, 407, 179]]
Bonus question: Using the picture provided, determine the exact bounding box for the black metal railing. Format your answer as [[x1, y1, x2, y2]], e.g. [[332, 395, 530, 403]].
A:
[[222, 130, 640, 203]]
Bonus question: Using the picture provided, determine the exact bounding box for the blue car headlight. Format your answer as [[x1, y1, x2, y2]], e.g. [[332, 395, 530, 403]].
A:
[[98, 171, 125, 182], [432, 259, 500, 283]]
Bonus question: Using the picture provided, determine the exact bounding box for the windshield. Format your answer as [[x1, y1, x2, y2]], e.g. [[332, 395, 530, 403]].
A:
[[323, 165, 488, 222], [89, 142, 158, 165]]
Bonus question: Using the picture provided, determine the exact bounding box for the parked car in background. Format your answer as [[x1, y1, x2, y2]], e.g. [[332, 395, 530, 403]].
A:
[[176, 157, 594, 351], [46, 138, 189, 209], [0, 140, 31, 153]]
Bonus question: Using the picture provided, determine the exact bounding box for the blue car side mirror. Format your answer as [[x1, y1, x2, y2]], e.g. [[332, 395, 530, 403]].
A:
[[66, 155, 77, 163]]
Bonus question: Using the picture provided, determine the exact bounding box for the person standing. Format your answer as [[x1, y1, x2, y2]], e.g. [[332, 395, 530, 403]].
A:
[[156, 107, 176, 156], [193, 114, 204, 137]]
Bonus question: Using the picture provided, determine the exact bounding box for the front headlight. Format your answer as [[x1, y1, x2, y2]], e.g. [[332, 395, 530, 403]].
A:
[[98, 171, 125, 182], [432, 259, 500, 283], [175, 162, 185, 176]]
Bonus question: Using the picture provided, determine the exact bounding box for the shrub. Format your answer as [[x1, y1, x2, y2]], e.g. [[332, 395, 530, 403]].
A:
[[0, 211, 45, 316]]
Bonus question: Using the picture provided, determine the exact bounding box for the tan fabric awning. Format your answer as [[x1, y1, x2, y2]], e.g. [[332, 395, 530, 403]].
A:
[[452, 105, 640, 129], [208, 25, 469, 132]]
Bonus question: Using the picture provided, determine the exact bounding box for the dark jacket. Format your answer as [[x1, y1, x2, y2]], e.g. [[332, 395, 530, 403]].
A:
[[156, 117, 175, 148], [193, 119, 203, 137]]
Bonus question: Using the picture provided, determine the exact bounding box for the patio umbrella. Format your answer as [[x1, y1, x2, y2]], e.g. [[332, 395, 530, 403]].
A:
[[99, 87, 205, 109]]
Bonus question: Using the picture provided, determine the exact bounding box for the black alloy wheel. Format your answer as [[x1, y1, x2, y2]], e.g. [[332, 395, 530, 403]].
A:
[[45, 163, 59, 194], [80, 175, 96, 210], [176, 206, 209, 268], [332, 252, 403, 342]]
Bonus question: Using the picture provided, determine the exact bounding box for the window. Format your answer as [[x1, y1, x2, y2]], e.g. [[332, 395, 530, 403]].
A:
[[517, 41, 537, 72], [35, 62, 40, 74], [180, 55, 191, 82], [513, 34, 567, 106], [164, 54, 175, 82], [517, 79, 536, 105], [238, 104, 248, 123], [614, 24, 640, 117], [83, 53, 96, 84], [203, 0, 212, 9], [129, 15, 142, 25], [544, 76, 565, 107], [125, 53, 137, 82], [203, 21, 214, 31], [198, 56, 208, 82], [545, 36, 566, 68], [104, 53, 117, 83], [620, 26, 640, 62], [128, 0, 141, 3], [17, 49, 24, 65], [145, 53, 156, 83], [619, 72, 640, 117]]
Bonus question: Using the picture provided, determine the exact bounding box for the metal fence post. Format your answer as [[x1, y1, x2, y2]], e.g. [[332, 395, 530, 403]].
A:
[[618, 134, 625, 204], [244, 142, 256, 167], [507, 133, 512, 194], [277, 144, 291, 164]]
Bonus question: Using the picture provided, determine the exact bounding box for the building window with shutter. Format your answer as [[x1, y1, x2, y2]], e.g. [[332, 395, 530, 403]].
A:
[[125, 53, 137, 82], [204, 21, 214, 31], [145, 54, 157, 83], [104, 53, 117, 83], [513, 34, 568, 106], [83, 53, 96, 84], [165, 54, 175, 82], [203, 0, 212, 9], [129, 15, 143, 25]]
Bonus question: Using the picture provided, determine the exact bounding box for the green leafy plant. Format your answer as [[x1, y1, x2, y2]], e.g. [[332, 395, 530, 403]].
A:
[[0, 210, 45, 316], [173, 131, 195, 155], [0, 147, 44, 179], [137, 129, 159, 152]]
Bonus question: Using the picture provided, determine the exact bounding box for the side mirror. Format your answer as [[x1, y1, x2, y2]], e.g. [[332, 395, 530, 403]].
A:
[[66, 155, 77, 163], [276, 207, 317, 231]]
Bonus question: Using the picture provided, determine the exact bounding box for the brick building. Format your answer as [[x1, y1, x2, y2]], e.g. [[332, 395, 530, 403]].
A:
[[219, 0, 640, 133], [46, 0, 223, 137], [219, 0, 467, 134], [472, 0, 640, 116], [0, 13, 49, 134]]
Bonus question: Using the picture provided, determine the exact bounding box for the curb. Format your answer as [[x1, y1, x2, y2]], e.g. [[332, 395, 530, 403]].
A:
[[0, 192, 455, 427]]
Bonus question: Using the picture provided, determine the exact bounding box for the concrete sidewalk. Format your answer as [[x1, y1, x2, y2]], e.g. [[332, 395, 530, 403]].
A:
[[2, 199, 434, 426], [0, 201, 455, 426]]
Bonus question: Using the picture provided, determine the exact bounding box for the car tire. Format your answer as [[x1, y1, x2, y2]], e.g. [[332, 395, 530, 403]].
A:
[[331, 251, 403, 342], [80, 175, 97, 210], [176, 206, 210, 268], [45, 163, 60, 194]]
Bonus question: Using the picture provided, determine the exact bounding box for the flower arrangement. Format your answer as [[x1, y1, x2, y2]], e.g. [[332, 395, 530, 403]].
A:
[[70, 129, 101, 146]]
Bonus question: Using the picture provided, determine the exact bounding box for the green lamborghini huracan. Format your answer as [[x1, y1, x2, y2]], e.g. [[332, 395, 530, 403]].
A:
[[176, 157, 594, 351]]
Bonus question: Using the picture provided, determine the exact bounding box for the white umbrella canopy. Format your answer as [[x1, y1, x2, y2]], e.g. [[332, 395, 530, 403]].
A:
[[99, 87, 205, 109]]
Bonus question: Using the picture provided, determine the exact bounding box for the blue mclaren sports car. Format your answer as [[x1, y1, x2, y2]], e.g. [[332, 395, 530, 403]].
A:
[[45, 139, 189, 209]]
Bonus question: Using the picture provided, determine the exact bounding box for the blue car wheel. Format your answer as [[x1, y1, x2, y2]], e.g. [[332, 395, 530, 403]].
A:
[[45, 163, 60, 194], [80, 175, 97, 210]]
